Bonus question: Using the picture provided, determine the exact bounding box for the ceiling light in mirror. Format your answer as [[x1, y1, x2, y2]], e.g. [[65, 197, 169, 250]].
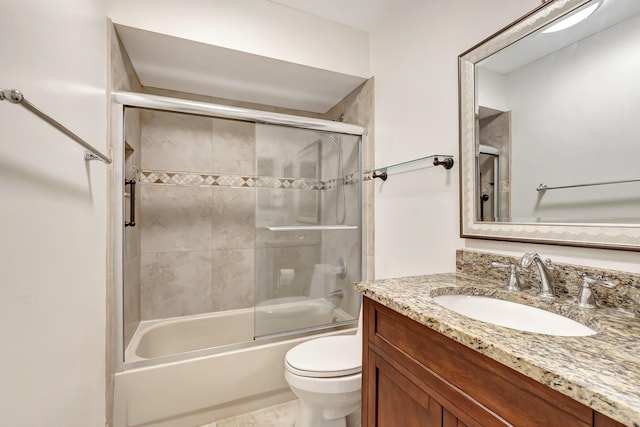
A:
[[542, 1, 602, 33]]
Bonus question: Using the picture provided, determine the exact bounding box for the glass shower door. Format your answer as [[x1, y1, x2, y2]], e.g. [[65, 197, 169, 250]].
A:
[[254, 124, 362, 338]]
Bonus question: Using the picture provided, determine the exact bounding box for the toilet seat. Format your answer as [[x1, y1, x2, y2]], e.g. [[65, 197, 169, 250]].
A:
[[285, 370, 362, 395], [285, 335, 361, 378]]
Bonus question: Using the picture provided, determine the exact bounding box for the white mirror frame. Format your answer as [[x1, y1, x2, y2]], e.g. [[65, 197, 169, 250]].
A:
[[459, 0, 640, 251]]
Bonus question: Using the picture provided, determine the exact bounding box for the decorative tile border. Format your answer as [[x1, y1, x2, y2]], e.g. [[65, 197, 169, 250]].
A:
[[139, 170, 359, 190], [324, 173, 359, 190]]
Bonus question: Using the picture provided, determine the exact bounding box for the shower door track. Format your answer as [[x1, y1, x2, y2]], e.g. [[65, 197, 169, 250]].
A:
[[112, 91, 365, 135]]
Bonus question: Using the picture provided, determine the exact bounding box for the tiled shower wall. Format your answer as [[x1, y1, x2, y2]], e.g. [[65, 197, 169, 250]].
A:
[[137, 122, 365, 321], [479, 112, 511, 221], [111, 34, 373, 324], [251, 125, 363, 330], [139, 112, 256, 319], [123, 109, 142, 339], [136, 82, 373, 322], [324, 79, 374, 317], [253, 125, 325, 311]]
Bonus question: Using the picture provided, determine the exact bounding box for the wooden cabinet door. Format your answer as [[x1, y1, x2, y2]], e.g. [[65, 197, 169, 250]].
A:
[[362, 297, 628, 427], [593, 412, 626, 427], [367, 349, 480, 427], [371, 352, 444, 426]]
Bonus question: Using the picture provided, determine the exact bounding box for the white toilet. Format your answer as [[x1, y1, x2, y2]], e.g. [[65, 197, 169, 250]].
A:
[[284, 307, 362, 427]]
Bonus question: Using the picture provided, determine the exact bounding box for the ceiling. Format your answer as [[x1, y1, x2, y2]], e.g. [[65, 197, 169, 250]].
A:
[[116, 25, 366, 113], [266, 0, 396, 31], [115, 0, 397, 113]]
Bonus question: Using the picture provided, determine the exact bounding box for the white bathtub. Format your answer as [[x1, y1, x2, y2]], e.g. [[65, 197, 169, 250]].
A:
[[126, 309, 255, 362], [115, 299, 355, 427]]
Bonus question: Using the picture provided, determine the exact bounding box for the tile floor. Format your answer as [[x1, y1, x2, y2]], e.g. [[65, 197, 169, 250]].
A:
[[200, 400, 298, 427]]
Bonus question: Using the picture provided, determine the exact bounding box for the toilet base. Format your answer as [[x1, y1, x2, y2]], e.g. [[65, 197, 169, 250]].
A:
[[346, 411, 361, 427], [295, 399, 360, 427], [285, 371, 361, 427]]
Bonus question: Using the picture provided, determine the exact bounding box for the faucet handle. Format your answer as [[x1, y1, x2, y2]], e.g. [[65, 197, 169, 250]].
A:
[[491, 262, 521, 291], [491, 261, 513, 268], [583, 275, 616, 288], [575, 275, 616, 309], [335, 257, 347, 279], [490, 262, 510, 268]]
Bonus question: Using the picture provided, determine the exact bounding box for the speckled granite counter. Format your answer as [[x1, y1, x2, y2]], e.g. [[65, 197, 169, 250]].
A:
[[355, 273, 640, 427]]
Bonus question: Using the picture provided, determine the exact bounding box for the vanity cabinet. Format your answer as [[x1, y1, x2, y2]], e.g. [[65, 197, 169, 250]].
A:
[[362, 297, 625, 427]]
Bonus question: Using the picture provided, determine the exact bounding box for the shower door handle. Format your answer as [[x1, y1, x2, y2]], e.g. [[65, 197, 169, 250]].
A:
[[125, 179, 136, 227]]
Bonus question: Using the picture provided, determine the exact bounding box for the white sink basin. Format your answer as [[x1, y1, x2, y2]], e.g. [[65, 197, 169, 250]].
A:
[[433, 295, 596, 337]]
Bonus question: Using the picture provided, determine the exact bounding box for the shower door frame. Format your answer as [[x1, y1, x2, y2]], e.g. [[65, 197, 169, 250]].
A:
[[111, 92, 365, 372]]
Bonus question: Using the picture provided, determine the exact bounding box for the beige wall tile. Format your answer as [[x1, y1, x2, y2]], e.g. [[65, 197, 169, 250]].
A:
[[211, 118, 256, 175], [254, 244, 324, 304], [273, 245, 320, 300], [141, 185, 213, 253], [141, 110, 213, 172], [211, 248, 254, 311], [211, 187, 255, 250], [140, 250, 212, 319], [321, 228, 361, 317], [253, 247, 275, 303], [322, 78, 373, 282], [366, 254, 375, 284], [124, 218, 140, 263], [110, 25, 142, 93], [132, 77, 373, 325], [124, 108, 142, 156], [123, 257, 140, 346]]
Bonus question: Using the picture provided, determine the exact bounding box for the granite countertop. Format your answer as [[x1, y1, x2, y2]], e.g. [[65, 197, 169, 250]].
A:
[[355, 273, 640, 427]]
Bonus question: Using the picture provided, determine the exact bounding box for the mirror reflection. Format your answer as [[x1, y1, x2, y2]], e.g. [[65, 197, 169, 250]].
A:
[[475, 0, 640, 224]]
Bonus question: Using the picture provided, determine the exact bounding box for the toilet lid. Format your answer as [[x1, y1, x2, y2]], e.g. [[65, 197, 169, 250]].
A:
[[285, 335, 362, 378]]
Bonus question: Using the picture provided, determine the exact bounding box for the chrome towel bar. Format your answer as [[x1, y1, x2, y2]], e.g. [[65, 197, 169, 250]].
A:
[[537, 178, 640, 192], [0, 88, 111, 164], [265, 225, 358, 231]]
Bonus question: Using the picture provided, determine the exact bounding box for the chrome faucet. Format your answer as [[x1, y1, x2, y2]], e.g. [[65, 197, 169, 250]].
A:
[[574, 275, 616, 309], [490, 262, 521, 292], [519, 252, 555, 298]]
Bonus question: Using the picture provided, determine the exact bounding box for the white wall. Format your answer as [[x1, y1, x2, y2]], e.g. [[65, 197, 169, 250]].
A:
[[371, 0, 539, 278], [107, 0, 370, 78], [371, 0, 640, 278], [477, 67, 508, 113], [0, 1, 108, 426]]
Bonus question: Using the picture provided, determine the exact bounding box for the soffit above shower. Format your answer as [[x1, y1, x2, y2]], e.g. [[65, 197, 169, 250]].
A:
[[115, 24, 367, 114]]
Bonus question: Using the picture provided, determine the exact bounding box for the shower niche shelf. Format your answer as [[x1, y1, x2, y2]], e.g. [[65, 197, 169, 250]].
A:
[[264, 225, 359, 231], [365, 154, 454, 181]]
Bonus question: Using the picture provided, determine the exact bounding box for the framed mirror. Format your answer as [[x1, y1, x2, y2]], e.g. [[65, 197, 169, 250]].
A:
[[459, 0, 640, 250]]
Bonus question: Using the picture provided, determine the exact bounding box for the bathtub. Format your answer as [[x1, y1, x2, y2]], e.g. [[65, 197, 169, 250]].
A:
[[114, 299, 355, 427], [125, 309, 255, 362]]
